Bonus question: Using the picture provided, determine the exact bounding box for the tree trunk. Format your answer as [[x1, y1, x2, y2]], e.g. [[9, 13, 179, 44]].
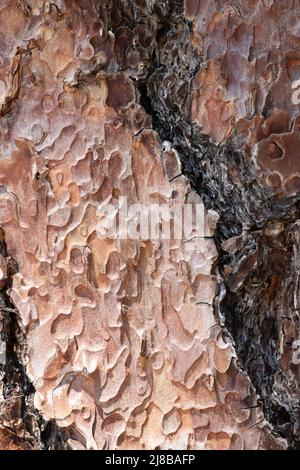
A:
[[0, 0, 299, 450]]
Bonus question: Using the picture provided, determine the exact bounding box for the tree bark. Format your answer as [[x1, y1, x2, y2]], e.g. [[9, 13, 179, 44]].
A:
[[0, 0, 299, 450]]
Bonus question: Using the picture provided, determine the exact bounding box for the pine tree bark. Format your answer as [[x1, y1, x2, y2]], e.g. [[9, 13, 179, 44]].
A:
[[0, 0, 299, 450]]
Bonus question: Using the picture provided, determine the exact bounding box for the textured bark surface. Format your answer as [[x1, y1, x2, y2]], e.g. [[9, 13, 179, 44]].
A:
[[0, 0, 298, 450]]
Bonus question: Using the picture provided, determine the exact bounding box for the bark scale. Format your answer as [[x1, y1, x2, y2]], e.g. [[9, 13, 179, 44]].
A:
[[0, 0, 299, 450]]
